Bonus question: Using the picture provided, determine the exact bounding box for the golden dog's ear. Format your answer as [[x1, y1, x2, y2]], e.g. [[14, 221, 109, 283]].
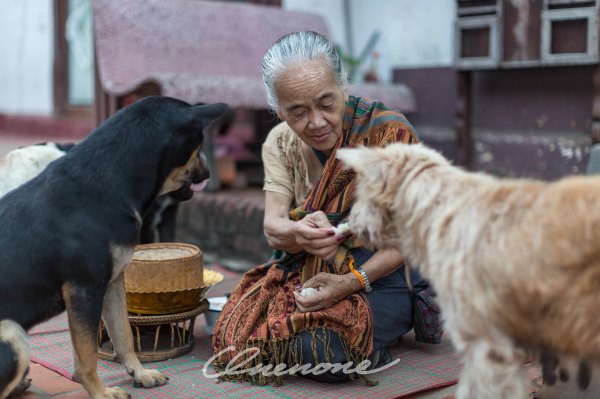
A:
[[337, 147, 382, 173], [337, 146, 392, 186]]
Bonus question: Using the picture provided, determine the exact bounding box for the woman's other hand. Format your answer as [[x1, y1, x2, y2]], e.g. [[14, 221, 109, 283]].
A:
[[294, 272, 361, 312]]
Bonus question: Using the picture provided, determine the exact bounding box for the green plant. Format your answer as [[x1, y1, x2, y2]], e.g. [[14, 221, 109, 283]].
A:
[[335, 31, 381, 83]]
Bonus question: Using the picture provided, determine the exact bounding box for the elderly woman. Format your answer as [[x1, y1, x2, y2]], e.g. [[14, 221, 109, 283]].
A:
[[212, 31, 433, 385]]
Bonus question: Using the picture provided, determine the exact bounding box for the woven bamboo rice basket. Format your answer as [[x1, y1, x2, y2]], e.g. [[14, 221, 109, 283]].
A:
[[124, 243, 223, 314]]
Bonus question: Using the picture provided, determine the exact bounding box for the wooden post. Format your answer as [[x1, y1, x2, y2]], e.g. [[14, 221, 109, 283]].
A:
[[455, 70, 473, 168], [53, 0, 68, 115], [204, 124, 220, 192], [591, 66, 600, 144]]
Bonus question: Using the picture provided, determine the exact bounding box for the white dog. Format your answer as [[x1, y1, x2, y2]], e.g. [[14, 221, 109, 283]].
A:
[[0, 142, 70, 396], [0, 142, 69, 198], [338, 142, 600, 399]]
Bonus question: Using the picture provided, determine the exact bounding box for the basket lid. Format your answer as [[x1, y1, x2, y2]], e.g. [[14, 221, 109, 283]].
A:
[[125, 242, 204, 294], [132, 242, 201, 262]]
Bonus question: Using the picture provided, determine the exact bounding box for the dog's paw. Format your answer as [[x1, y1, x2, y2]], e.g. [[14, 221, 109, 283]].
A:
[[93, 387, 131, 399], [132, 369, 168, 388], [7, 378, 32, 397], [530, 386, 546, 399]]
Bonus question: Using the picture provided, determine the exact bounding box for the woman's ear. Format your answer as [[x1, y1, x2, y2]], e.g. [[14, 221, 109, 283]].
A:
[[343, 88, 349, 101]]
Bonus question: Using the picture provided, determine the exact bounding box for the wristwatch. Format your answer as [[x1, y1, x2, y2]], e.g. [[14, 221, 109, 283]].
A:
[[356, 267, 372, 293]]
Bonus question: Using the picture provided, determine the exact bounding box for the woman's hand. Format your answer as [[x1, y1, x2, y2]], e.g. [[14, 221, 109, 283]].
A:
[[263, 193, 345, 256], [294, 211, 345, 260], [294, 272, 361, 312]]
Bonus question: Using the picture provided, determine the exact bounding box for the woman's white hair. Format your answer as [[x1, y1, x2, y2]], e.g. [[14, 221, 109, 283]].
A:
[[262, 31, 348, 112]]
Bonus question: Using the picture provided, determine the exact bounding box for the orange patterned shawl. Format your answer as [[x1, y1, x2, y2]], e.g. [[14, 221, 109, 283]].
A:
[[211, 96, 419, 385]]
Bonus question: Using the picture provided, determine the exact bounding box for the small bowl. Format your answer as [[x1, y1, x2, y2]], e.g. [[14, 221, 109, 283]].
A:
[[204, 296, 228, 335], [126, 269, 223, 315]]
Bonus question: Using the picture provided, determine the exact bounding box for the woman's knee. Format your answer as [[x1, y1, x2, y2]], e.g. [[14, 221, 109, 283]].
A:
[[293, 329, 351, 383]]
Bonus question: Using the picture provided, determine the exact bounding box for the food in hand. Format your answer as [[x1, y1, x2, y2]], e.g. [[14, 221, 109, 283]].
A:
[[300, 287, 319, 297], [332, 222, 350, 235]]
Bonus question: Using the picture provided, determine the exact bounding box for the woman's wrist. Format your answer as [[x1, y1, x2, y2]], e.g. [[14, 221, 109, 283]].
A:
[[265, 219, 304, 253], [345, 270, 364, 293]]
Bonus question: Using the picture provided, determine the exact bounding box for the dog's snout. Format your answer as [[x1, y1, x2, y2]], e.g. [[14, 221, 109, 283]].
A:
[[192, 167, 210, 183]]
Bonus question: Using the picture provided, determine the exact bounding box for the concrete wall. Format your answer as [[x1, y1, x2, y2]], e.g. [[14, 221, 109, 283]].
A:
[[0, 1, 456, 115], [0, 0, 54, 115]]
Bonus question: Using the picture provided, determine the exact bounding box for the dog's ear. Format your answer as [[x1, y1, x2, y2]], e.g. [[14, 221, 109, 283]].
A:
[[189, 103, 229, 128], [337, 147, 383, 175]]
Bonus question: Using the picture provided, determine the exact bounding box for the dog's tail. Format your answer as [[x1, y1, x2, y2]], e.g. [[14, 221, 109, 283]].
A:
[[0, 320, 30, 399]]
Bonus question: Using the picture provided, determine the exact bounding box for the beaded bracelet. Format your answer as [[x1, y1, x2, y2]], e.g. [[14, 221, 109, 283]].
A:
[[355, 267, 372, 293]]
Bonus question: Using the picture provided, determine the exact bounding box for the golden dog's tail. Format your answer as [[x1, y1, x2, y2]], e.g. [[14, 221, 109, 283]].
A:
[[0, 320, 30, 399]]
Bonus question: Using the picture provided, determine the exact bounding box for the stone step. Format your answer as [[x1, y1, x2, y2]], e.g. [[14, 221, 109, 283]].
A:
[[176, 188, 270, 271]]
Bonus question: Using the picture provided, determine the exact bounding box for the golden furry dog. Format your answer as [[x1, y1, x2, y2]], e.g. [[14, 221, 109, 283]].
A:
[[337, 142, 600, 399]]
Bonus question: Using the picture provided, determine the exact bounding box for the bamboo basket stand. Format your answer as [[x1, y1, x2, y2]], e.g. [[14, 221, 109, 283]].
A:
[[98, 243, 223, 362]]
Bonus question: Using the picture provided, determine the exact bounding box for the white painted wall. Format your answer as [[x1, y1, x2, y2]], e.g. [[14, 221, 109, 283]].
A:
[[283, 0, 456, 82], [0, 0, 54, 115], [281, 0, 347, 50], [67, 0, 94, 105]]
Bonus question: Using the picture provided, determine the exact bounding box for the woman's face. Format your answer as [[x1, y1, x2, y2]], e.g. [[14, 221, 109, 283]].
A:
[[275, 59, 348, 157]]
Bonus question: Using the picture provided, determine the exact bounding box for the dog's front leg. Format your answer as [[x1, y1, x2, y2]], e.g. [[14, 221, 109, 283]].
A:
[[62, 283, 129, 399], [102, 275, 168, 388]]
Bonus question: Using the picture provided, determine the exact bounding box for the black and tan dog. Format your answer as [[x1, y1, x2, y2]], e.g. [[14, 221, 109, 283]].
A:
[[0, 96, 227, 399]]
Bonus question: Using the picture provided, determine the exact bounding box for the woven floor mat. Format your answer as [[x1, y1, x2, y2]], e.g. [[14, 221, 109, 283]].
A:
[[28, 265, 461, 399]]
